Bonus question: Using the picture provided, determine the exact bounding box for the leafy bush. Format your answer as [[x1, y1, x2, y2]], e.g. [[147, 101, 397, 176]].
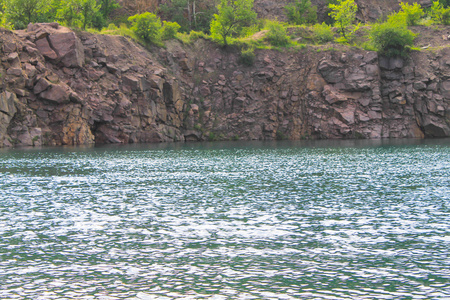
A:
[[265, 20, 290, 47], [398, 2, 424, 25], [386, 10, 408, 25], [370, 21, 416, 57], [312, 22, 334, 43], [285, 0, 317, 25], [430, 1, 450, 25], [106, 23, 118, 30], [128, 12, 161, 44], [161, 21, 181, 40], [239, 46, 255, 66]]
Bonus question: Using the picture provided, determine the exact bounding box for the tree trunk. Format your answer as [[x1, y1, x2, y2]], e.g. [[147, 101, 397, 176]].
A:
[[193, 0, 196, 29], [187, 0, 192, 31]]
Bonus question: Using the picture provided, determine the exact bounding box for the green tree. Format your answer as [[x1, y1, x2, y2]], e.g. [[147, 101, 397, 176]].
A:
[[328, 0, 357, 41], [210, 0, 257, 45], [128, 12, 162, 44], [285, 0, 317, 25], [3, 0, 48, 29]]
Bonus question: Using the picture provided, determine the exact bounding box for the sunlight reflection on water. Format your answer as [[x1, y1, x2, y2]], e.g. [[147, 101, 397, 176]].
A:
[[0, 140, 449, 299]]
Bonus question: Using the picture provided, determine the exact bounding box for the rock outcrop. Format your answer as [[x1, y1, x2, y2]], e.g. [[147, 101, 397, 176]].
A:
[[0, 23, 449, 147]]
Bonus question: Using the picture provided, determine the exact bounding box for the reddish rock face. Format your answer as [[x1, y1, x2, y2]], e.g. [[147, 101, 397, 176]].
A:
[[48, 32, 85, 68], [35, 38, 58, 60], [40, 84, 71, 104], [0, 23, 449, 147]]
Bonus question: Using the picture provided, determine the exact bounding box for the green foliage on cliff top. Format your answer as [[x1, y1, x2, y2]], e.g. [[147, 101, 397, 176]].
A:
[[0, 0, 444, 59]]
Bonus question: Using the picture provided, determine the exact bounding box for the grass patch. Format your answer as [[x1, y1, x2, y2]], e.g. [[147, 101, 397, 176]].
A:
[[87, 23, 138, 40], [176, 31, 210, 44]]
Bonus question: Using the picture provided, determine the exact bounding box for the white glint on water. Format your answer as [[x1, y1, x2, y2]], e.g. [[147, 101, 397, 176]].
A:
[[0, 140, 449, 299]]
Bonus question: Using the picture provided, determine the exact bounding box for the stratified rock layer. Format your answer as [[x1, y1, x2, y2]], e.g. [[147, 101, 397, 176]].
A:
[[0, 24, 449, 147]]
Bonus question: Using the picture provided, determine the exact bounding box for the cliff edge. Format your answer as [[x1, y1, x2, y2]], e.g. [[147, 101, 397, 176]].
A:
[[0, 23, 449, 147]]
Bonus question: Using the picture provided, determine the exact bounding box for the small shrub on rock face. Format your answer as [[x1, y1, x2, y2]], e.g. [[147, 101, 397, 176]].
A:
[[239, 46, 255, 66], [265, 20, 290, 47], [188, 30, 207, 41], [107, 23, 118, 30], [370, 21, 416, 57], [312, 22, 334, 44], [161, 21, 181, 40]]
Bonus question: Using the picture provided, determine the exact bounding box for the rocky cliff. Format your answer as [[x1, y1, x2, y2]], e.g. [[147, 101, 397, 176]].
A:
[[0, 23, 449, 147]]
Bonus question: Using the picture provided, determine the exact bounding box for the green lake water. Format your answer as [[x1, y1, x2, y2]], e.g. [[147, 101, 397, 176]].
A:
[[0, 139, 449, 299]]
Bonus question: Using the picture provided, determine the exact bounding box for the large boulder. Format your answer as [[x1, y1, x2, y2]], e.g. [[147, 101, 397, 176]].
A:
[[28, 23, 85, 68], [0, 91, 18, 117], [48, 32, 85, 68], [35, 37, 58, 60], [422, 116, 450, 137], [0, 92, 18, 147], [39, 83, 71, 104]]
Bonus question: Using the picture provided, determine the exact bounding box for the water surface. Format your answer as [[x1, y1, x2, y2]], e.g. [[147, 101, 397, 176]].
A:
[[0, 139, 449, 299]]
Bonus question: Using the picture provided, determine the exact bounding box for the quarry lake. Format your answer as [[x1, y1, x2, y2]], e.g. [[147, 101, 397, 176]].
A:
[[0, 139, 449, 299]]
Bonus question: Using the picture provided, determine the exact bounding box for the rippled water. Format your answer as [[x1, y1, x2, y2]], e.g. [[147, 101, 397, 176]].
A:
[[0, 140, 449, 299]]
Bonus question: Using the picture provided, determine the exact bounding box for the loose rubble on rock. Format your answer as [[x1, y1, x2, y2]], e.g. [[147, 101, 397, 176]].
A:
[[0, 23, 449, 147]]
